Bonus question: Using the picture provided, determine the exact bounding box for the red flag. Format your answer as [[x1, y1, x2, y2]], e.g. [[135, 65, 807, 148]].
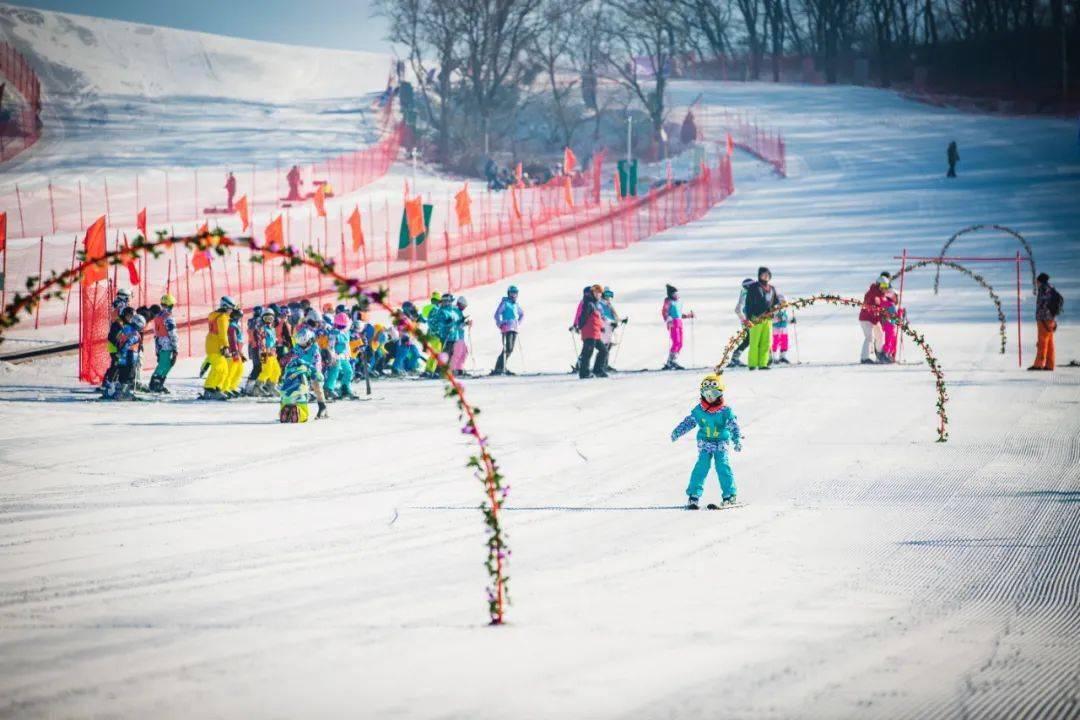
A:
[[191, 222, 212, 271], [563, 176, 574, 208], [613, 170, 622, 200], [347, 207, 364, 252], [81, 215, 108, 284], [0, 211, 6, 253], [122, 234, 140, 285], [563, 147, 577, 174], [404, 196, 425, 239], [314, 184, 327, 218], [236, 195, 249, 232], [137, 208, 147, 238], [454, 184, 472, 227], [726, 133, 734, 157], [264, 214, 284, 252]]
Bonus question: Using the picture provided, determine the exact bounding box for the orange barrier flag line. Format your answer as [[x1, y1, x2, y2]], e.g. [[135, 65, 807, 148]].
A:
[[726, 133, 734, 157], [564, 146, 577, 174], [347, 206, 364, 252], [510, 184, 523, 220], [137, 208, 147, 238], [236, 195, 250, 232], [454, 184, 472, 227], [613, 170, 622, 200], [405, 196, 426, 240], [0, 211, 6, 252], [563, 176, 574, 208], [314, 184, 327, 218], [81, 215, 108, 284], [515, 162, 523, 187]]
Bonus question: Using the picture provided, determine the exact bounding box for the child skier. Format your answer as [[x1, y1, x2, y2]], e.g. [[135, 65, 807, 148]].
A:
[[281, 327, 328, 420], [450, 296, 472, 374], [324, 312, 356, 399], [223, 308, 246, 399], [492, 285, 523, 375], [671, 374, 743, 510], [104, 313, 147, 400], [662, 284, 695, 370], [148, 294, 178, 393], [255, 308, 282, 396], [201, 296, 236, 399], [770, 294, 791, 365]]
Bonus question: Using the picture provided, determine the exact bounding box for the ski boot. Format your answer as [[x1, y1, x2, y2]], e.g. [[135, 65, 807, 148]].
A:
[[316, 400, 329, 419], [778, 354, 791, 365], [722, 495, 738, 506], [727, 355, 746, 368], [687, 497, 701, 510]]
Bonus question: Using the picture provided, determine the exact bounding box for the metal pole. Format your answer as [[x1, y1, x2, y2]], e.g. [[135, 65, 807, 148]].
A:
[[33, 236, 43, 328], [62, 237, 77, 324], [627, 114, 633, 163], [1016, 251, 1022, 368], [896, 248, 908, 362]]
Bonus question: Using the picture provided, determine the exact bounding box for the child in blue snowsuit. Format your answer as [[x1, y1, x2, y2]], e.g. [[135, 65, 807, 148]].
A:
[[393, 335, 422, 374], [671, 374, 742, 509], [106, 314, 147, 400], [324, 314, 356, 399]]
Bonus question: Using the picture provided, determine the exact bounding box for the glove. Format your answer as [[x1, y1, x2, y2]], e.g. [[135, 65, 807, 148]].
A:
[[621, 317, 629, 325], [734, 442, 743, 453], [790, 317, 797, 324]]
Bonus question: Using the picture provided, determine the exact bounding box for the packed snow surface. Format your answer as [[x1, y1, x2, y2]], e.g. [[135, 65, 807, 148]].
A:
[[1, 79, 1079, 718]]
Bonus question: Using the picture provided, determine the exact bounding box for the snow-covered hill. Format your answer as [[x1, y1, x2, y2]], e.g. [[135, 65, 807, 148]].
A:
[[0, 3, 391, 101]]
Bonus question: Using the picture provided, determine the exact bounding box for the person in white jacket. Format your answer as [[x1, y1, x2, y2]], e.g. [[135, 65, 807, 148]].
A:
[[728, 278, 754, 367]]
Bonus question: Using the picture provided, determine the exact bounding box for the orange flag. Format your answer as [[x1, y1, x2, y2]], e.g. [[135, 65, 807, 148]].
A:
[[122, 234, 140, 285], [515, 161, 523, 187], [81, 215, 108, 284], [264, 214, 284, 252], [454, 184, 472, 226], [347, 206, 364, 252], [192, 222, 212, 271], [236, 195, 249, 232], [613, 170, 622, 200], [137, 208, 147, 238], [0, 211, 6, 253], [404, 196, 425, 239], [564, 147, 577, 174], [563, 176, 574, 208], [314, 184, 327, 218], [726, 133, 734, 156]]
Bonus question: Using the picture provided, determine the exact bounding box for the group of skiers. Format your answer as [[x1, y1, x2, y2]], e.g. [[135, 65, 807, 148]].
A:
[[571, 284, 626, 378], [858, 272, 903, 365], [100, 289, 178, 400]]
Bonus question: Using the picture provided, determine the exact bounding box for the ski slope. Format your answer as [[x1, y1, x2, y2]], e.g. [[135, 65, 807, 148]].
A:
[[1, 81, 1079, 719]]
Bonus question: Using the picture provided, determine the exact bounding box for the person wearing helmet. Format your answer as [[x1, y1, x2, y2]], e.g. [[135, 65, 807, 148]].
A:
[[728, 278, 755, 368], [222, 308, 247, 398], [104, 313, 147, 400], [425, 294, 459, 376], [574, 284, 609, 378], [662, 284, 696, 370], [148, 294, 179, 393], [671, 374, 743, 509], [291, 325, 329, 418], [450, 296, 472, 374], [200, 297, 236, 399], [858, 272, 891, 364], [599, 287, 626, 373], [744, 268, 779, 370], [100, 289, 134, 393], [492, 285, 524, 375], [421, 292, 442, 320], [243, 306, 265, 396], [254, 308, 282, 396], [770, 294, 792, 365], [324, 312, 357, 399]]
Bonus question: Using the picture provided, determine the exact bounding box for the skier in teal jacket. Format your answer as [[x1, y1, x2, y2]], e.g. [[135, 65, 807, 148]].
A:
[[671, 374, 742, 509]]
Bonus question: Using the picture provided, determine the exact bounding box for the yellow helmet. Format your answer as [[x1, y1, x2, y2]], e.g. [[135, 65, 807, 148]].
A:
[[700, 373, 724, 402], [160, 293, 176, 307]]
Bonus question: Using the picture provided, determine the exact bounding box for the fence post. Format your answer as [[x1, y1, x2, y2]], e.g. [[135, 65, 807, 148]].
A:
[[33, 236, 43, 328], [62, 237, 77, 324], [194, 169, 199, 220], [165, 171, 171, 223], [1015, 251, 1022, 368], [185, 261, 192, 356], [15, 183, 26, 237], [48, 181, 58, 234], [78, 179, 85, 230], [103, 177, 111, 229], [135, 174, 140, 222]]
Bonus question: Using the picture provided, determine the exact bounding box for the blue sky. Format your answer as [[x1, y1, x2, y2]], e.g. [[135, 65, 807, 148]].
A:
[[11, 0, 395, 53]]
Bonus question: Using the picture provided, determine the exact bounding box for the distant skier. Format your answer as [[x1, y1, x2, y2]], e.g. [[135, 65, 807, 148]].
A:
[[662, 284, 695, 370], [879, 285, 901, 364], [728, 278, 754, 368], [286, 164, 303, 201], [450, 296, 472, 375], [492, 285, 524, 375], [254, 308, 282, 396], [148, 293, 178, 393], [573, 284, 608, 379], [201, 296, 236, 400], [599, 287, 625, 372], [743, 268, 779, 370], [225, 171, 237, 211], [102, 289, 132, 393], [671, 374, 743, 510], [1029, 272, 1063, 371], [104, 313, 146, 400], [946, 141, 959, 178]]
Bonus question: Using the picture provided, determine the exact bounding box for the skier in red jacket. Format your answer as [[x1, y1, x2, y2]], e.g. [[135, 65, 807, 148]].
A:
[[573, 284, 608, 378], [859, 273, 890, 364]]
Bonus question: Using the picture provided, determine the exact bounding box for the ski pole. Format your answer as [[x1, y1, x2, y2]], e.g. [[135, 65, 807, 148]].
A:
[[468, 325, 477, 373], [517, 335, 526, 374], [569, 328, 580, 373], [362, 345, 372, 396], [690, 315, 697, 367], [613, 318, 629, 367], [792, 314, 801, 365]]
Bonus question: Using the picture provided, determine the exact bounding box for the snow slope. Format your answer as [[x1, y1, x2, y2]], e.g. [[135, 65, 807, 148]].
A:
[[0, 3, 393, 180], [0, 82, 1079, 719]]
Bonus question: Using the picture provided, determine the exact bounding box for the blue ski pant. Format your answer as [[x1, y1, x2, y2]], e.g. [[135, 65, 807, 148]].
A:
[[686, 449, 736, 500], [325, 359, 354, 396]]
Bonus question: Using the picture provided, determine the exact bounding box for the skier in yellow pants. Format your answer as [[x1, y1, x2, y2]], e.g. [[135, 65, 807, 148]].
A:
[[201, 296, 236, 399], [254, 308, 282, 395], [742, 267, 780, 371], [223, 308, 247, 396]]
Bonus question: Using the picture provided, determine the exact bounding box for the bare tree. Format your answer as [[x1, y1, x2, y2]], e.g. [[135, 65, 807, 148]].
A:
[[736, 0, 765, 78], [532, 0, 585, 147], [683, 0, 735, 59], [601, 0, 687, 142]]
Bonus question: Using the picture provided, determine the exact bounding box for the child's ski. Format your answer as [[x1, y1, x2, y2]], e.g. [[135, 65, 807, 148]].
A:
[[706, 502, 745, 511]]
